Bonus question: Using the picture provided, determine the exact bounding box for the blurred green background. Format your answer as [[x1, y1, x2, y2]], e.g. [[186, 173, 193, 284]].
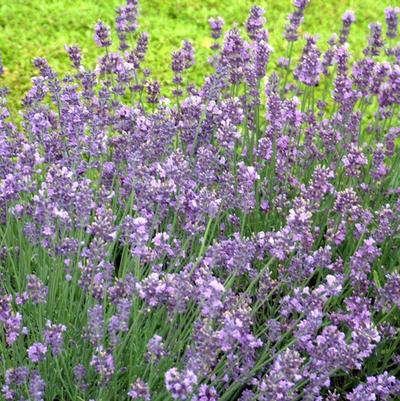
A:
[[0, 0, 397, 109]]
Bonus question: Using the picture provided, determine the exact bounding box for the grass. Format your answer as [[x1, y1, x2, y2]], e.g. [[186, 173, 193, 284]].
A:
[[0, 0, 397, 110]]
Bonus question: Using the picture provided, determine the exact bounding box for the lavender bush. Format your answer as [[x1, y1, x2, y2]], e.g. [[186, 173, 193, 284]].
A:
[[1, 1, 400, 400]]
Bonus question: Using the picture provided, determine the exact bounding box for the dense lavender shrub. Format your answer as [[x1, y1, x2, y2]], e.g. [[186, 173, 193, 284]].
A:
[[0, 1, 400, 400]]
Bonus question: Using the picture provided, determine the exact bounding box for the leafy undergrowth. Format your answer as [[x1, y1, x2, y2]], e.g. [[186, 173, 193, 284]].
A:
[[0, 0, 396, 110]]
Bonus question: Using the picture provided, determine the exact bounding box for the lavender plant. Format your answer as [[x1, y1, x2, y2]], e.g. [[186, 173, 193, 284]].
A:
[[0, 1, 400, 400]]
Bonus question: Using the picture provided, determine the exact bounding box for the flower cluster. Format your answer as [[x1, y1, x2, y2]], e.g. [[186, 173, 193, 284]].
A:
[[0, 0, 399, 400]]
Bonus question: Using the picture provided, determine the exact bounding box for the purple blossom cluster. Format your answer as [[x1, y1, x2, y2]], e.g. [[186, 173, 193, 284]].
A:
[[1, 0, 400, 400]]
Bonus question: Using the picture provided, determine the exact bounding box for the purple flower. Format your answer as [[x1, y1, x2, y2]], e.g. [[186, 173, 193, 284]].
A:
[[284, 0, 310, 42], [384, 7, 399, 39], [346, 372, 400, 401], [29, 371, 46, 401], [2, 366, 30, 400], [145, 80, 161, 104], [94, 21, 112, 47], [209, 17, 224, 40], [73, 364, 87, 382], [128, 378, 151, 400], [379, 273, 400, 310], [192, 384, 218, 401], [1, 2, 400, 401], [258, 349, 306, 401], [26, 275, 48, 304], [146, 334, 167, 362], [236, 163, 260, 213], [342, 144, 368, 177], [245, 6, 266, 40], [172, 40, 195, 85], [364, 22, 384, 56], [65, 45, 82, 69], [43, 320, 66, 356], [108, 298, 132, 346], [340, 11, 356, 44], [294, 34, 322, 87], [221, 28, 251, 84], [90, 346, 115, 383], [27, 342, 47, 363], [165, 368, 198, 400], [0, 295, 23, 345], [4, 367, 30, 386], [253, 32, 272, 78], [116, 1, 139, 49], [86, 304, 104, 346]]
